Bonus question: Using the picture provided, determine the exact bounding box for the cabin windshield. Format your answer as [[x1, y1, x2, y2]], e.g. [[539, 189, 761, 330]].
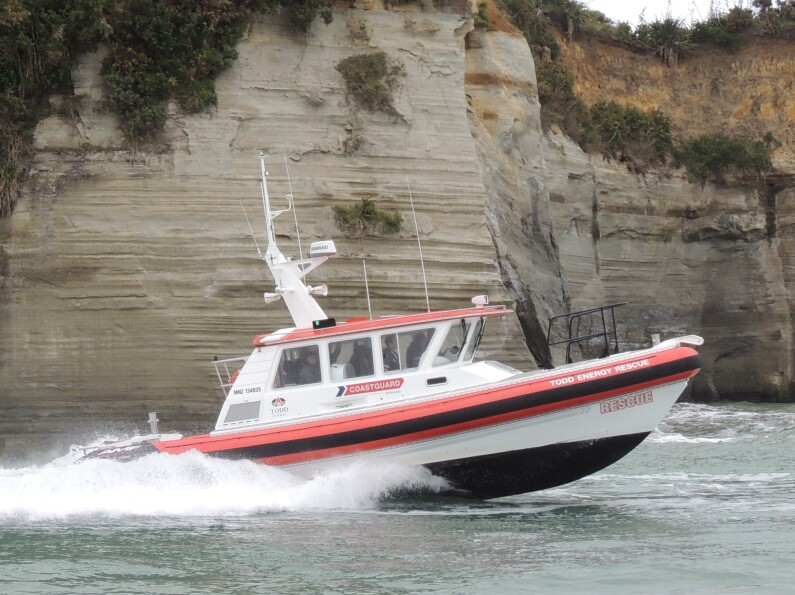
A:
[[328, 337, 375, 381], [273, 344, 321, 388], [433, 320, 471, 367]]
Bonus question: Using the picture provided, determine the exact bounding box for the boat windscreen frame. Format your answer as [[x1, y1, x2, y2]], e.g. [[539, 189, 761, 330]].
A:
[[464, 317, 486, 362], [432, 318, 472, 367]]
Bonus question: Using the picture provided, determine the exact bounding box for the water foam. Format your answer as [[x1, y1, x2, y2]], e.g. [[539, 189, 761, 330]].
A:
[[0, 450, 448, 520]]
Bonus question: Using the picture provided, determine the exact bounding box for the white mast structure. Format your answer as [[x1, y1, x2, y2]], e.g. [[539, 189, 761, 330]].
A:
[[258, 152, 336, 328]]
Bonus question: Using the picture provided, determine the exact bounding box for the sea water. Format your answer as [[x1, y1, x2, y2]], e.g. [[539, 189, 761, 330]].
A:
[[1, 402, 793, 594]]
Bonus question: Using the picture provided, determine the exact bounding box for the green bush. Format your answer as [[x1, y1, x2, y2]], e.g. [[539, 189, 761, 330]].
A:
[[541, 0, 586, 42], [505, 1, 658, 157], [535, 60, 590, 142], [0, 134, 24, 219], [333, 198, 402, 237], [588, 101, 673, 167], [500, 0, 560, 60], [0, 0, 106, 218], [691, 7, 755, 46], [336, 52, 403, 115], [279, 0, 333, 33], [673, 133, 779, 184], [635, 15, 692, 68], [474, 2, 490, 27], [101, 0, 257, 142]]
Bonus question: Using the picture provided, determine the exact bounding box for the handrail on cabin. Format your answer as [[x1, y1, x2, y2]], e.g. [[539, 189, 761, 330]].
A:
[[212, 355, 250, 397], [546, 302, 627, 365]]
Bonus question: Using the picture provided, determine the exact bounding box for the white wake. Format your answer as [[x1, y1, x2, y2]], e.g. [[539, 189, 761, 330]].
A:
[[0, 450, 448, 520]]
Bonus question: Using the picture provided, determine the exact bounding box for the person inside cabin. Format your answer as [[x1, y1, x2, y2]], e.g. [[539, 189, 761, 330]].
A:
[[329, 342, 342, 365], [298, 349, 321, 385], [349, 341, 373, 376], [406, 330, 431, 368], [383, 334, 400, 372]]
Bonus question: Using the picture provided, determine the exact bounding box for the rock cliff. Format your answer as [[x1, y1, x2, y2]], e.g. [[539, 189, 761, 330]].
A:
[[1, 4, 793, 463]]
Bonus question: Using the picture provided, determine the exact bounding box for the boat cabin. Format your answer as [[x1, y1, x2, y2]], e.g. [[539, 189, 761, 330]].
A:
[[212, 302, 517, 433], [207, 154, 519, 435]]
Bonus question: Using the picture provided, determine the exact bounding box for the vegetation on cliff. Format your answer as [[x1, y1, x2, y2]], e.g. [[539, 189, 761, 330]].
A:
[[1, 0, 105, 218], [1, 0, 791, 220], [674, 132, 780, 184], [500, 0, 785, 180], [335, 52, 404, 116], [333, 198, 403, 237]]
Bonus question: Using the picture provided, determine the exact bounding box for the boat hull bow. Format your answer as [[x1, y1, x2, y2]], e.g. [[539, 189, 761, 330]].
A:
[[427, 432, 650, 499]]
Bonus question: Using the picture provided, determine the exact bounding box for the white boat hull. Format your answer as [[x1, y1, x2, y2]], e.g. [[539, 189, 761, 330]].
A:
[[283, 379, 686, 497]]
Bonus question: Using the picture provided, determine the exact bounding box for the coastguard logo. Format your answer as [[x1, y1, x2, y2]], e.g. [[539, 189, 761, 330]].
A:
[[336, 378, 404, 398]]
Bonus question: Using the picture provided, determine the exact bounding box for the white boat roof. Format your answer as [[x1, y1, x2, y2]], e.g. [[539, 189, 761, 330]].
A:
[[252, 304, 511, 347]]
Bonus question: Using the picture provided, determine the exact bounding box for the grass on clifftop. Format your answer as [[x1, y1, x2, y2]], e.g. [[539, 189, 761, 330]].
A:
[[500, 0, 781, 180]]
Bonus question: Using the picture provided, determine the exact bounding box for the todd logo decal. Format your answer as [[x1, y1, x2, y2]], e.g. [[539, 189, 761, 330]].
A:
[[336, 378, 404, 398], [270, 397, 288, 417]]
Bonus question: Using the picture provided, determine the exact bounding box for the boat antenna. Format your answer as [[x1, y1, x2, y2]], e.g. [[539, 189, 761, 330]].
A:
[[259, 151, 284, 290], [240, 201, 262, 258], [362, 258, 372, 319], [284, 154, 304, 262], [406, 176, 430, 312], [259, 153, 274, 245]]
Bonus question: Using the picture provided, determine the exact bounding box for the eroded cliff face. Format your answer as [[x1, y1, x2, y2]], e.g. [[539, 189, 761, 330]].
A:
[[465, 28, 794, 402], [465, 28, 567, 368], [549, 35, 795, 401], [1, 5, 793, 463]]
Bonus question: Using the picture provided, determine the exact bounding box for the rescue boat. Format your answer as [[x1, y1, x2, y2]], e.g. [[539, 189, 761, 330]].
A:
[[75, 154, 703, 499]]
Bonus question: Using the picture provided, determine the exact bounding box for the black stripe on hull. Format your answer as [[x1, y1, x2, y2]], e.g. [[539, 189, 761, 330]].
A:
[[208, 354, 700, 461], [426, 432, 650, 499]]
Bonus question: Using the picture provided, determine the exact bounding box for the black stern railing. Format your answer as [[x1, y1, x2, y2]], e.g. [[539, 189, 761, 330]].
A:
[[546, 302, 627, 365]]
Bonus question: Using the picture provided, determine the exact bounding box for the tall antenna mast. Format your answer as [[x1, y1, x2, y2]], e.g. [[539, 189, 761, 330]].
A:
[[257, 151, 332, 327], [284, 154, 304, 262], [362, 259, 372, 319], [406, 176, 430, 312]]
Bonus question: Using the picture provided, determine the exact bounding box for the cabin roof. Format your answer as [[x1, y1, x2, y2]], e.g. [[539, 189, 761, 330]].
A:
[[253, 304, 511, 347]]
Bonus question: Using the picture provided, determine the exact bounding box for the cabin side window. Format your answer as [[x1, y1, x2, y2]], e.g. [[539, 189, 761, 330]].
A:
[[328, 338, 374, 381], [273, 345, 321, 388], [433, 320, 471, 367], [381, 328, 435, 373]]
